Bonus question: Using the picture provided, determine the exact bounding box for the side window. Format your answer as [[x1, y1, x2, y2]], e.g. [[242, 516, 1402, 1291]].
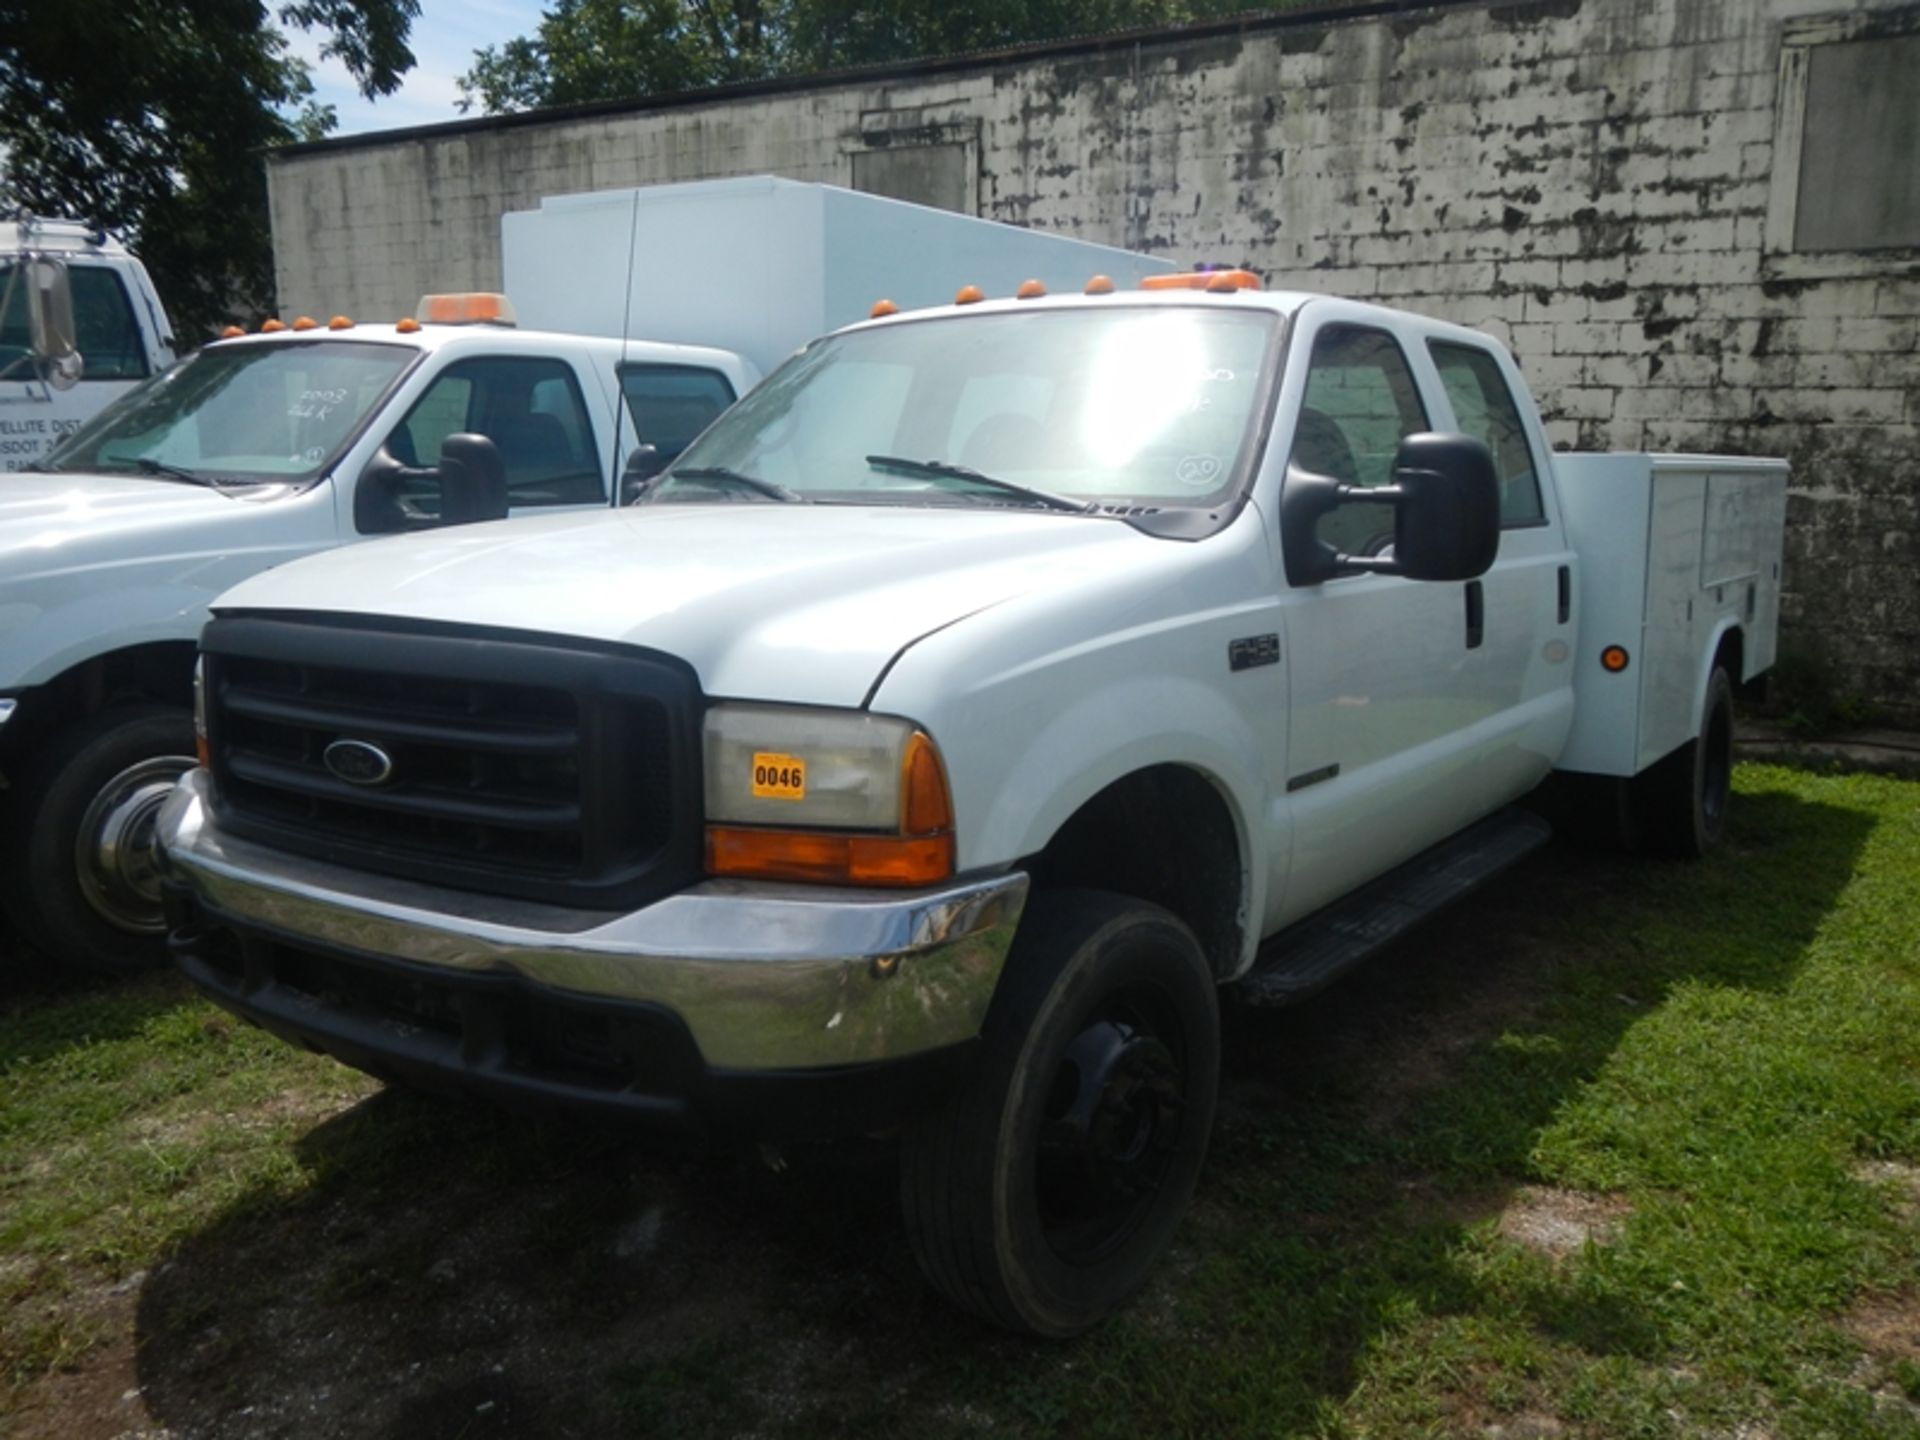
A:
[[70, 268, 148, 380], [1429, 341, 1545, 527], [0, 265, 148, 380], [618, 364, 736, 464], [386, 358, 603, 505], [1290, 326, 1429, 557]]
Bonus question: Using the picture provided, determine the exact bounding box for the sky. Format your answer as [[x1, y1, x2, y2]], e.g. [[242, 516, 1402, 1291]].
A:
[[286, 0, 547, 137]]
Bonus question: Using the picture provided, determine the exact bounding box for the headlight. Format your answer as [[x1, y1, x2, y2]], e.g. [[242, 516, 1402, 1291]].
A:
[[702, 703, 955, 887]]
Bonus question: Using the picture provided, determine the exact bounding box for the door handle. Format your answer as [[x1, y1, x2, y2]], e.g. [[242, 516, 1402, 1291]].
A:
[[1557, 565, 1571, 624], [1465, 580, 1484, 650]]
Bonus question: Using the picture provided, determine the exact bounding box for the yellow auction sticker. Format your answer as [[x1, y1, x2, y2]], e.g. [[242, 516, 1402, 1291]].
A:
[[750, 752, 807, 801]]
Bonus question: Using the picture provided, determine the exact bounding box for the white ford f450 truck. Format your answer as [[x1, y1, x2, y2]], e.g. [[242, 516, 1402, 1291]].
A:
[[0, 178, 1165, 972], [155, 274, 1787, 1336]]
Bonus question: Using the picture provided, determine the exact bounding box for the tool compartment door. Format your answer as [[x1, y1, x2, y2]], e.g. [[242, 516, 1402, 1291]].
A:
[[1555, 453, 1787, 778]]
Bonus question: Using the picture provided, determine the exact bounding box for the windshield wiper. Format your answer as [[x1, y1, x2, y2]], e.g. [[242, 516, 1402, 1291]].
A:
[[129, 457, 227, 489], [864, 455, 1092, 515], [663, 466, 804, 503]]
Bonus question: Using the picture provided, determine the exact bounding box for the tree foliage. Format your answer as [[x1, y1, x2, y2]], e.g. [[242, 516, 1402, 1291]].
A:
[[459, 0, 1254, 116], [0, 0, 419, 338]]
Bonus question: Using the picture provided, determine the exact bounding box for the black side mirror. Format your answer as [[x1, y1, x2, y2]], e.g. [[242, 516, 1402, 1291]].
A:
[[1386, 433, 1500, 581], [622, 443, 665, 503], [436, 432, 509, 525], [354, 432, 510, 534], [1279, 431, 1499, 586]]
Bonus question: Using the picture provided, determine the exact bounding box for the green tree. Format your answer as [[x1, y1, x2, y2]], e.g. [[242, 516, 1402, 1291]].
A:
[[0, 0, 420, 339], [461, 0, 782, 115], [460, 0, 1256, 116]]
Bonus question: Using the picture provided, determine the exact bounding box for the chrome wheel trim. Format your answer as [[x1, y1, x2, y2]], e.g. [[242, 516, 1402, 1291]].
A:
[[74, 754, 196, 933]]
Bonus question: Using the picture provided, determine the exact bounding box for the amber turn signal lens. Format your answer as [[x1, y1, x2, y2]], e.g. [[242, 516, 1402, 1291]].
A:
[[900, 731, 954, 836], [1601, 645, 1631, 673], [706, 828, 955, 887], [195, 734, 211, 768]]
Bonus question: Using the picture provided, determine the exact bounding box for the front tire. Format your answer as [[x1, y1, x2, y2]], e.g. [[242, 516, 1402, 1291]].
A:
[[900, 890, 1220, 1337], [0, 703, 196, 973]]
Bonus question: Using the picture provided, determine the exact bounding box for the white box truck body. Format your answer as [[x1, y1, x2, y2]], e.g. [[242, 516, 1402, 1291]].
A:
[[501, 176, 1176, 374]]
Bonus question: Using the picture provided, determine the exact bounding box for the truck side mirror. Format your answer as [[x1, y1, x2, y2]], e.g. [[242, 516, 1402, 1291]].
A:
[[1279, 431, 1499, 586], [436, 433, 510, 525], [354, 433, 510, 533], [621, 443, 664, 503], [1386, 433, 1501, 582], [25, 259, 82, 390]]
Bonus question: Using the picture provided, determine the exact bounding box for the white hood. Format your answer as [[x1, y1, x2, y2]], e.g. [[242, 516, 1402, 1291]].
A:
[[0, 470, 235, 564], [213, 503, 1154, 707]]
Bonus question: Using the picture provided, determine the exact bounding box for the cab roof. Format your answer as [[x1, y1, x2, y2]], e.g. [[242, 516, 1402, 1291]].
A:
[[205, 320, 748, 373], [0, 217, 135, 259]]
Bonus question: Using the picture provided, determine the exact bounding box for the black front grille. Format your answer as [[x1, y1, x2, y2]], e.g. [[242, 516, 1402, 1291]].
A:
[[203, 613, 703, 908]]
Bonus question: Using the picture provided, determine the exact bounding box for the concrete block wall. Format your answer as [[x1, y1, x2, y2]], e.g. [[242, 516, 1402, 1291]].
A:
[[268, 0, 1920, 717]]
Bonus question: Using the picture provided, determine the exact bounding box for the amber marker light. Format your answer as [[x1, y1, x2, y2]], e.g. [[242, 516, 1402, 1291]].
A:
[[260, 319, 285, 333], [217, 325, 244, 339], [1085, 274, 1116, 294], [954, 284, 985, 305], [870, 298, 899, 318], [395, 317, 421, 333], [1141, 268, 1263, 292], [1016, 278, 1047, 300], [327, 314, 354, 330], [1601, 645, 1631, 673], [291, 315, 318, 331]]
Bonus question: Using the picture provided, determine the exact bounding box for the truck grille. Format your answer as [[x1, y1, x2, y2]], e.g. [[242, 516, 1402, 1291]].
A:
[[201, 614, 704, 908]]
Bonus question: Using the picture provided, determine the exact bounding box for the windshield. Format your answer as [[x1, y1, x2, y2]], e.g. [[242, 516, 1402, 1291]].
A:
[[648, 306, 1279, 533], [41, 339, 418, 484]]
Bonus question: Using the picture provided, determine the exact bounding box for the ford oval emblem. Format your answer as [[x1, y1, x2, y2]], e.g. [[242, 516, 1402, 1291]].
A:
[[324, 738, 395, 787]]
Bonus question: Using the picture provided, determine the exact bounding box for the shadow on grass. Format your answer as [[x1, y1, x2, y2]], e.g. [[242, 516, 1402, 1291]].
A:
[[0, 925, 197, 1071], [126, 784, 1874, 1440]]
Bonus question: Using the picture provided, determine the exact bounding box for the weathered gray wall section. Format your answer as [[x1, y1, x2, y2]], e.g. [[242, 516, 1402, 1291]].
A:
[[269, 0, 1920, 716]]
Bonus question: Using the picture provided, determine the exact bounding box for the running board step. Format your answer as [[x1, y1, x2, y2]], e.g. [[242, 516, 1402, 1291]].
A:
[[1235, 806, 1552, 1006]]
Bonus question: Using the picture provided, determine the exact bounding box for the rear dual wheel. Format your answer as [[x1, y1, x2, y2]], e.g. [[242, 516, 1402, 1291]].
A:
[[1628, 664, 1735, 858], [901, 890, 1220, 1337]]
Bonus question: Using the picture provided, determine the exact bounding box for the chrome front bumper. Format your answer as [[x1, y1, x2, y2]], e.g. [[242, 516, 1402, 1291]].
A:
[[156, 769, 1026, 1073]]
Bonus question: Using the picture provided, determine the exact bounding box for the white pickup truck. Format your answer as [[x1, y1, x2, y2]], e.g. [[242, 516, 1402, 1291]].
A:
[[155, 276, 1786, 1336], [0, 178, 1164, 972], [0, 216, 175, 469]]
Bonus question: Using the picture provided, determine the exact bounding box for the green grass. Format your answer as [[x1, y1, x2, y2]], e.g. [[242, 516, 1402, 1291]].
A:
[[3, 763, 1918, 1438]]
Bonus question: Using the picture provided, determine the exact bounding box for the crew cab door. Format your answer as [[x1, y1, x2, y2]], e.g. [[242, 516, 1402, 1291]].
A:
[[373, 353, 611, 518], [1272, 304, 1560, 924], [614, 361, 740, 493]]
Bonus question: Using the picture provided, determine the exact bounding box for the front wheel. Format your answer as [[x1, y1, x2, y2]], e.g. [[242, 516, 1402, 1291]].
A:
[[0, 703, 196, 973], [900, 890, 1220, 1337]]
